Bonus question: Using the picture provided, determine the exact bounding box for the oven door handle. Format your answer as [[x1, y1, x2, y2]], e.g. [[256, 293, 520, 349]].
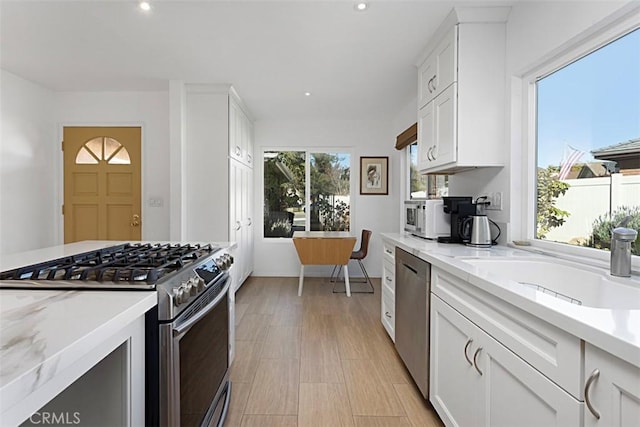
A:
[[173, 280, 230, 336]]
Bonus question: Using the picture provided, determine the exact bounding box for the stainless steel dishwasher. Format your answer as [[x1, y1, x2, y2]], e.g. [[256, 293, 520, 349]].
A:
[[395, 247, 431, 399]]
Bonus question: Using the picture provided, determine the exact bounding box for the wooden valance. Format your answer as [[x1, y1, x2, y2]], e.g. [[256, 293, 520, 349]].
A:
[[395, 122, 417, 150]]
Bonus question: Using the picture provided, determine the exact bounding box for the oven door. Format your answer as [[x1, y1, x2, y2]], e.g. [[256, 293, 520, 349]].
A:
[[160, 273, 230, 427]]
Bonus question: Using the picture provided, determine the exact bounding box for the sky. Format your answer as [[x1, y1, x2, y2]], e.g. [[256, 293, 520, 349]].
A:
[[537, 28, 639, 168]]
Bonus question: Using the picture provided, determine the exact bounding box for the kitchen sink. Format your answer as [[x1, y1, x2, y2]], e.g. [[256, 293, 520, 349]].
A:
[[461, 258, 640, 310]]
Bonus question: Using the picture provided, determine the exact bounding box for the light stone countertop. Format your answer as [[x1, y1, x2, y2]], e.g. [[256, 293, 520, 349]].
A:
[[381, 232, 640, 368], [0, 240, 235, 424]]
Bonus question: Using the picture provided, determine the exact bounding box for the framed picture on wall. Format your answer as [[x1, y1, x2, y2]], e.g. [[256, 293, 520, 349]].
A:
[[360, 156, 388, 195]]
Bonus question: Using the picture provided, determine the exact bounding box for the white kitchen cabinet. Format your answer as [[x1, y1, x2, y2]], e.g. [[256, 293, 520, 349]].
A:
[[229, 93, 254, 167], [418, 26, 457, 109], [584, 343, 640, 427], [416, 7, 508, 174], [230, 159, 254, 290], [380, 238, 396, 341], [418, 84, 456, 171], [184, 84, 254, 290], [431, 295, 582, 427]]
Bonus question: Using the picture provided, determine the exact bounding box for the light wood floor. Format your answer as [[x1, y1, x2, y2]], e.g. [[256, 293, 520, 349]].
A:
[[226, 276, 444, 427]]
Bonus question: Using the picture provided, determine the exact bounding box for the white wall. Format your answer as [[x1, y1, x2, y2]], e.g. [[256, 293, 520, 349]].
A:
[[55, 91, 171, 241], [253, 119, 401, 277], [0, 70, 57, 255]]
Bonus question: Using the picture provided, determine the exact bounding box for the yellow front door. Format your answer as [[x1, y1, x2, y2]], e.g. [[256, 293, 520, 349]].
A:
[[63, 127, 142, 243]]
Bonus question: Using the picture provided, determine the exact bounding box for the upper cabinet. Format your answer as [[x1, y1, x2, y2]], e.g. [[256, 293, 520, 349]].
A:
[[229, 91, 254, 168], [418, 26, 457, 109], [417, 7, 509, 174]]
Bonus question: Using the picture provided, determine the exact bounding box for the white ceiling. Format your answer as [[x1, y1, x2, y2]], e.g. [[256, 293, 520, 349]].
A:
[[0, 1, 505, 121]]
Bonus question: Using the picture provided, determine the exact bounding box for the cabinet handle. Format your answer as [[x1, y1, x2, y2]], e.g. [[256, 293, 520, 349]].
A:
[[385, 249, 393, 255], [247, 218, 252, 226], [247, 154, 252, 163], [432, 74, 437, 91], [431, 145, 437, 160], [473, 347, 483, 376], [235, 221, 241, 231], [427, 147, 433, 161], [464, 339, 473, 366], [385, 276, 392, 282], [385, 311, 392, 318], [235, 145, 241, 156], [585, 369, 601, 420], [427, 77, 433, 93]]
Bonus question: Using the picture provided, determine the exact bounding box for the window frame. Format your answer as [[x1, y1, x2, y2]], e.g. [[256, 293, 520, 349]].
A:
[[261, 147, 355, 240], [518, 4, 639, 269]]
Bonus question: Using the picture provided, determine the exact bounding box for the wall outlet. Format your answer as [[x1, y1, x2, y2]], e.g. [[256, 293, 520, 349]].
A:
[[485, 192, 503, 211], [149, 197, 164, 208]]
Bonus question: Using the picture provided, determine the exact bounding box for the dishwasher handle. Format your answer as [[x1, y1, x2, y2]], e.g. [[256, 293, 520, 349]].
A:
[[402, 263, 419, 276]]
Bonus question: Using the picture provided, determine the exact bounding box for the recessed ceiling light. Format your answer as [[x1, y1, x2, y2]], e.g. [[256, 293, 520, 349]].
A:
[[304, 92, 312, 97], [139, 1, 151, 11], [354, 2, 368, 12]]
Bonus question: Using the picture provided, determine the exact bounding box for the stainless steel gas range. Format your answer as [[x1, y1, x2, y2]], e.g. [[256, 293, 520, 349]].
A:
[[0, 242, 233, 427]]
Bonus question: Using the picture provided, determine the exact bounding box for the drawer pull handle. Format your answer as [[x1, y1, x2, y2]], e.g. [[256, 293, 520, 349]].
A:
[[473, 347, 483, 376], [385, 276, 392, 282], [385, 311, 392, 318], [585, 369, 601, 420], [463, 339, 473, 366]]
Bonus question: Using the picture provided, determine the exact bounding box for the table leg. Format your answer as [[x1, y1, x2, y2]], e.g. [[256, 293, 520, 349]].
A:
[[298, 264, 305, 296], [343, 264, 351, 297]]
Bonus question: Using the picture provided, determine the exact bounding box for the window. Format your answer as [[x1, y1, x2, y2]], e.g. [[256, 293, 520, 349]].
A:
[[408, 142, 448, 199], [75, 137, 131, 165], [263, 150, 351, 238], [533, 27, 639, 255]]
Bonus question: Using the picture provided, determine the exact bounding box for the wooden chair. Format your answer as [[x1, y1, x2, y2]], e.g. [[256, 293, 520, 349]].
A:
[[330, 229, 374, 293]]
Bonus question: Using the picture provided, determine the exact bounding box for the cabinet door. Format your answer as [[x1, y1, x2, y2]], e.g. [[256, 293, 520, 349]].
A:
[[430, 295, 484, 427], [430, 84, 457, 169], [229, 160, 243, 292], [229, 99, 242, 161], [584, 344, 640, 427], [431, 26, 457, 98], [480, 321, 582, 427], [418, 26, 457, 109], [417, 101, 435, 171]]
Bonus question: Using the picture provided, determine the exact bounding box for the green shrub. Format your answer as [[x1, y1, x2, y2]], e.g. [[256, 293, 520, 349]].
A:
[[587, 206, 640, 255]]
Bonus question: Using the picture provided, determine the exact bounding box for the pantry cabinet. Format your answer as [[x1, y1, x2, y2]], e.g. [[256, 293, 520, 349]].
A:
[[584, 344, 640, 426], [183, 84, 254, 292], [431, 295, 582, 427], [416, 7, 508, 174]]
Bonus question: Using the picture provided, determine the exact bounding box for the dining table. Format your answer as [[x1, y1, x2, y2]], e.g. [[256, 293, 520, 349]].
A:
[[292, 231, 357, 297]]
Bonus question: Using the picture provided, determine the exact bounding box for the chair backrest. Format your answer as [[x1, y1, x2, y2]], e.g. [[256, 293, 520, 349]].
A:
[[352, 229, 372, 260]]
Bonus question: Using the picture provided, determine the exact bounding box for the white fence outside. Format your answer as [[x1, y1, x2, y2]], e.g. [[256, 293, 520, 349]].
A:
[[545, 174, 640, 243]]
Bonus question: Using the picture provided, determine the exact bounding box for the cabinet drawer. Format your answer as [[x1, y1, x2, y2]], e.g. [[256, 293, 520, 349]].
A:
[[381, 285, 395, 341], [382, 241, 395, 264], [432, 268, 583, 398], [382, 260, 395, 293]]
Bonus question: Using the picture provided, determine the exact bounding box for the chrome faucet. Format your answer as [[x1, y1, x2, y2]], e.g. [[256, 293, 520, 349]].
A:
[[610, 216, 637, 277]]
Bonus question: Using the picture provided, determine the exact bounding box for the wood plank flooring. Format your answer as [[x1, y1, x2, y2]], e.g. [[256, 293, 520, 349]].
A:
[[227, 276, 443, 427]]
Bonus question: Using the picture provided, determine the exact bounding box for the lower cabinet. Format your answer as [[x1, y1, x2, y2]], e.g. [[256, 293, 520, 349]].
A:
[[431, 295, 582, 427], [380, 239, 396, 341], [584, 344, 640, 427]]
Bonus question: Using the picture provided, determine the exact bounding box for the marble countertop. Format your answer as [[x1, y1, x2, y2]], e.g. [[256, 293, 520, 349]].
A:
[[0, 240, 234, 423], [381, 232, 640, 368]]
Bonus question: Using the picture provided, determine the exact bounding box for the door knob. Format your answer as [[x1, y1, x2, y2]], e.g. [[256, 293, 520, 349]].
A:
[[131, 214, 140, 227]]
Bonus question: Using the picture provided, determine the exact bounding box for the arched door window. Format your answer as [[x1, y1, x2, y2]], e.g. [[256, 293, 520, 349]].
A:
[[75, 137, 131, 165]]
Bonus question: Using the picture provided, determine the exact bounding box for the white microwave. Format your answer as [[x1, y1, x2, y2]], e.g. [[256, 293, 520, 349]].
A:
[[404, 200, 450, 239]]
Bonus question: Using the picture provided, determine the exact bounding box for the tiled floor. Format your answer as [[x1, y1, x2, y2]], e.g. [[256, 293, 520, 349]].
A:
[[226, 276, 444, 427]]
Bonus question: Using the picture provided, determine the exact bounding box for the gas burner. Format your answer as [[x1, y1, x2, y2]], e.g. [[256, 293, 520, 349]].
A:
[[0, 243, 217, 285]]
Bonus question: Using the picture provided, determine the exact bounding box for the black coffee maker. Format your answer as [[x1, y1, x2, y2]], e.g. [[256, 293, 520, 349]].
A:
[[437, 196, 475, 243]]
